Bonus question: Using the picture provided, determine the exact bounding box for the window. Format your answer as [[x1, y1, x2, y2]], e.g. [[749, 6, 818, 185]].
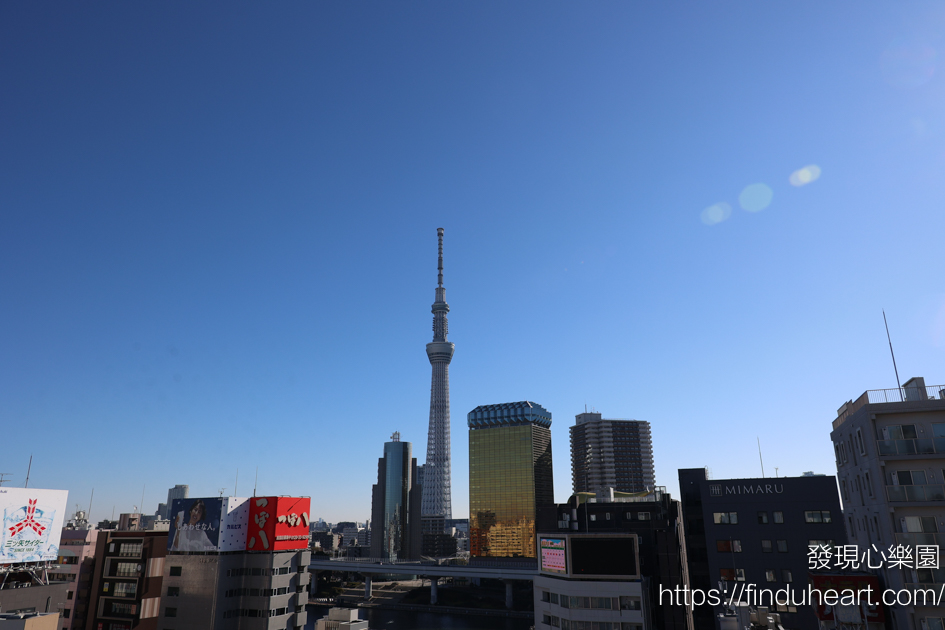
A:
[[714, 512, 738, 524], [589, 514, 596, 522], [773, 511, 783, 524], [805, 511, 831, 523], [809, 539, 835, 548], [896, 470, 928, 486], [169, 566, 182, 577], [887, 424, 918, 440], [761, 540, 772, 553], [605, 513, 611, 520], [165, 608, 177, 618], [758, 512, 768, 524], [167, 587, 180, 597], [765, 570, 776, 582], [777, 540, 788, 553], [782, 569, 793, 583], [541, 591, 550, 603], [638, 512, 650, 521], [720, 568, 746, 582], [924, 618, 944, 630], [67, 591, 73, 600], [865, 472, 874, 497], [856, 428, 866, 455], [620, 596, 641, 610], [550, 592, 559, 605], [62, 609, 70, 619]]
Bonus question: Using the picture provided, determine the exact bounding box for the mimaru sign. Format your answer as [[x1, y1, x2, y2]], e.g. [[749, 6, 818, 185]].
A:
[[709, 483, 784, 496]]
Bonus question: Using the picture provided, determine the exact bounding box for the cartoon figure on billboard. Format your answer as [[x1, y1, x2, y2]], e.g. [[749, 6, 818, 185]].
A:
[[171, 499, 218, 552]]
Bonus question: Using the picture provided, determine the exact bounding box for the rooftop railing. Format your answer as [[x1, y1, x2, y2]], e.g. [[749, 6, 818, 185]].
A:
[[834, 385, 945, 429]]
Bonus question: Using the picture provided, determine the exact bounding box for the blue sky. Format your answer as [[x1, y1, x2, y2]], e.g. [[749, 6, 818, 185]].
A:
[[2, 3, 944, 522]]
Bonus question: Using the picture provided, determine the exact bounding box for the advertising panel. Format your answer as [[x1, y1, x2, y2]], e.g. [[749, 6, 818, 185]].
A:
[[0, 488, 68, 564], [539, 537, 568, 575], [247, 496, 311, 552], [168, 497, 224, 552]]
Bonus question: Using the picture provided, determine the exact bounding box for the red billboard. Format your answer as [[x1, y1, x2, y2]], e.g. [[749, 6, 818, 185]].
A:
[[810, 573, 885, 623], [246, 496, 310, 551]]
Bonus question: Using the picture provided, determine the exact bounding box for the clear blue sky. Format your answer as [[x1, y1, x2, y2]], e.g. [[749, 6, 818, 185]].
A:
[[2, 3, 944, 523]]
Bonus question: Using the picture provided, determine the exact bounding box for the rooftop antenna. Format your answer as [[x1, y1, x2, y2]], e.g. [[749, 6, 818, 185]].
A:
[[883, 310, 903, 395], [757, 437, 766, 478], [253, 467, 258, 497], [140, 485, 145, 516], [774, 467, 779, 478], [218, 488, 226, 497], [0, 473, 12, 487], [24, 455, 32, 488], [437, 227, 444, 288], [234, 468, 239, 497], [88, 489, 94, 521]]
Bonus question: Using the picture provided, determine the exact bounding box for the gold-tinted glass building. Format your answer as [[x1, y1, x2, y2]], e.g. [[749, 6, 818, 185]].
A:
[[468, 401, 554, 558]]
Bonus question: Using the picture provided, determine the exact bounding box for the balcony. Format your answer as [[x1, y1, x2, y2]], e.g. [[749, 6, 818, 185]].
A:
[[877, 438, 945, 456], [896, 532, 943, 546], [885, 485, 945, 502]]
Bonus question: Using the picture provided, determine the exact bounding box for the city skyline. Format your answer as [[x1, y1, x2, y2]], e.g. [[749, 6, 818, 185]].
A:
[[2, 3, 945, 522]]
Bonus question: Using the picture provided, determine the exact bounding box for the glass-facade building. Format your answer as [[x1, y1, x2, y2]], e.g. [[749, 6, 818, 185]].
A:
[[370, 434, 423, 560], [468, 401, 554, 558]]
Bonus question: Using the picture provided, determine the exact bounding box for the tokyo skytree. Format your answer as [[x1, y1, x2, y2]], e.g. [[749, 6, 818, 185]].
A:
[[421, 228, 453, 519]]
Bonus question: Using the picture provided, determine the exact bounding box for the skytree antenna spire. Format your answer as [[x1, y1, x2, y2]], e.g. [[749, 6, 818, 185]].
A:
[[422, 227, 454, 520]]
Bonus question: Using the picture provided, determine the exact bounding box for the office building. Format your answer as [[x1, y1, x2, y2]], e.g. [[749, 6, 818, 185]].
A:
[[678, 468, 846, 630], [537, 488, 693, 630], [571, 412, 655, 495], [369, 434, 422, 561], [468, 401, 554, 559], [421, 227, 454, 522], [84, 530, 168, 630], [157, 495, 311, 629], [830, 376, 945, 630], [0, 489, 70, 621]]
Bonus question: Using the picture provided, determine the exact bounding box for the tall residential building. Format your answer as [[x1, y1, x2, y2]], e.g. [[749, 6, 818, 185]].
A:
[[370, 433, 423, 560], [830, 376, 945, 630], [421, 227, 454, 521], [678, 468, 846, 630], [468, 401, 554, 559], [157, 495, 311, 629], [570, 412, 655, 496]]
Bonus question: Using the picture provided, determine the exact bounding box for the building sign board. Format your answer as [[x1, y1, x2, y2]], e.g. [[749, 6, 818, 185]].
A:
[[247, 496, 310, 551], [0, 488, 68, 564], [539, 537, 567, 575]]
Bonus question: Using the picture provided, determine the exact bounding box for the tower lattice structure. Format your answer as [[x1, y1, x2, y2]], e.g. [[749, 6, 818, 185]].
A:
[[421, 227, 454, 519]]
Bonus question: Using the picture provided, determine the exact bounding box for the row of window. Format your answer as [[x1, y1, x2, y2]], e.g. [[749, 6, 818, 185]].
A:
[[224, 566, 295, 577], [217, 606, 301, 618], [713, 511, 831, 525], [541, 617, 642, 630], [224, 587, 291, 597], [717, 539, 788, 553], [539, 592, 640, 611], [721, 568, 793, 583], [587, 512, 651, 522]]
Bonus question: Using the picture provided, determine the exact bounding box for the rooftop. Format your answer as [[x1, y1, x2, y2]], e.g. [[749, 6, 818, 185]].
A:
[[467, 401, 552, 429], [833, 378, 945, 430]]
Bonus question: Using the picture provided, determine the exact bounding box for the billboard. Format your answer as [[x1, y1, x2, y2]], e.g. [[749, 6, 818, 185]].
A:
[[0, 488, 68, 564], [810, 574, 885, 623], [539, 537, 567, 575], [168, 497, 252, 553], [247, 496, 311, 551]]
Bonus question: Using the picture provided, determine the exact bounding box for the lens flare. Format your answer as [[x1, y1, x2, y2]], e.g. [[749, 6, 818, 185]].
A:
[[738, 184, 773, 212], [881, 37, 936, 89], [700, 202, 732, 226], [789, 165, 821, 187]]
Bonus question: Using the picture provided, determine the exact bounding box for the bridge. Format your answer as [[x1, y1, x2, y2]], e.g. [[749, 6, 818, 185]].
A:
[[308, 557, 538, 608]]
